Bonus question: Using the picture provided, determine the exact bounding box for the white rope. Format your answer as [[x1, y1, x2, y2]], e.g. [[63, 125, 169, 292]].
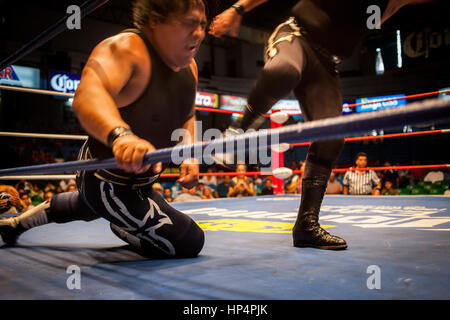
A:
[[0, 175, 76, 180], [0, 85, 74, 97], [0, 131, 87, 140]]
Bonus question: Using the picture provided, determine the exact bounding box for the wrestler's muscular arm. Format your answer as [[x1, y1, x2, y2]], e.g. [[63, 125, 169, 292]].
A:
[[209, 0, 269, 37], [73, 33, 161, 174]]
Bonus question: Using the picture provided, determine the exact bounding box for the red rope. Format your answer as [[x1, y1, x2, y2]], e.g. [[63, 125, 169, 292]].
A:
[[194, 89, 450, 116], [289, 129, 449, 147], [345, 90, 446, 109]]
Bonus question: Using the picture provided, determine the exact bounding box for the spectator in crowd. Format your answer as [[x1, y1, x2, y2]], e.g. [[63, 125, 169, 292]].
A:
[[410, 160, 426, 182], [423, 167, 445, 184], [286, 161, 306, 194], [29, 183, 44, 200], [326, 172, 343, 195], [199, 167, 218, 188], [397, 164, 414, 188], [54, 152, 65, 163], [289, 160, 300, 171], [152, 183, 164, 196], [20, 193, 34, 211], [343, 152, 380, 195], [55, 186, 63, 194], [15, 180, 32, 194], [60, 178, 76, 192], [66, 184, 77, 192], [44, 191, 54, 201], [372, 181, 382, 196], [216, 175, 232, 198], [174, 186, 202, 202], [334, 171, 345, 187], [163, 188, 174, 203], [44, 182, 56, 193], [261, 178, 274, 196], [253, 175, 263, 195], [381, 161, 399, 187], [229, 164, 255, 197], [201, 186, 214, 200], [444, 168, 450, 182], [381, 180, 399, 196]]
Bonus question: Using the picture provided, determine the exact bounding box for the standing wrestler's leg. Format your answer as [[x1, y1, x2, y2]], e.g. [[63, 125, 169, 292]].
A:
[[215, 20, 305, 166], [231, 20, 305, 131], [291, 41, 346, 250]]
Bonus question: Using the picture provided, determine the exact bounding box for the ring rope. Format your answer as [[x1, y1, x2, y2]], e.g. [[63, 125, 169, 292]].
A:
[[0, 132, 88, 140], [0, 97, 449, 177]]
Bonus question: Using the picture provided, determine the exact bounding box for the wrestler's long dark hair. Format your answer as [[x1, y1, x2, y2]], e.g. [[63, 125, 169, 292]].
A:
[[132, 0, 206, 30]]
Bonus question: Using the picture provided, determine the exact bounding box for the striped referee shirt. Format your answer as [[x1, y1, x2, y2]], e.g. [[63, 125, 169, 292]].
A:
[[343, 170, 380, 195]]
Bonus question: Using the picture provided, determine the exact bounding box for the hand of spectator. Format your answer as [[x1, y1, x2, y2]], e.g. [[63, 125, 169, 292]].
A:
[[112, 134, 162, 174], [236, 180, 246, 188]]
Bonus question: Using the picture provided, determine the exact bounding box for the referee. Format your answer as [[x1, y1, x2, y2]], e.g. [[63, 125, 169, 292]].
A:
[[343, 153, 381, 195]]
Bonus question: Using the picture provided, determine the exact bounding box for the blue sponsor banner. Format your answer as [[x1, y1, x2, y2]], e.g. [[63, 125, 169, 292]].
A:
[[49, 70, 81, 94], [356, 94, 406, 113], [0, 65, 40, 88]]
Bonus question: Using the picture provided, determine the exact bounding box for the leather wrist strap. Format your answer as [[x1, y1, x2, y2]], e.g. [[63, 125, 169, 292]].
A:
[[232, 3, 245, 16], [107, 127, 134, 147]]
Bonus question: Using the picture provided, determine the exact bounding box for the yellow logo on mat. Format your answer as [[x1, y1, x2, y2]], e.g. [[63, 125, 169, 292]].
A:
[[196, 219, 335, 234]]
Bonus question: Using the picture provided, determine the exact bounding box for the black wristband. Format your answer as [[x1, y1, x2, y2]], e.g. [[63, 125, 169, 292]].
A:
[[232, 3, 245, 16], [107, 127, 134, 147]]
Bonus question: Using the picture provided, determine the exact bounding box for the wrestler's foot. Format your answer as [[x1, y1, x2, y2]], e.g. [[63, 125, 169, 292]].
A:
[[293, 226, 347, 250], [0, 200, 50, 246], [0, 216, 26, 246]]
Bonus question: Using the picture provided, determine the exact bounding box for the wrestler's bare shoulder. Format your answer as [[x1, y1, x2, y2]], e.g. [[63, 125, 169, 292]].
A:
[[93, 32, 149, 62]]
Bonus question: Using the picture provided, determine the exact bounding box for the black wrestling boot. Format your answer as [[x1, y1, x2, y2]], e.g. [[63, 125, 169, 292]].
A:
[[293, 177, 347, 250], [0, 200, 50, 246], [0, 218, 26, 246]]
